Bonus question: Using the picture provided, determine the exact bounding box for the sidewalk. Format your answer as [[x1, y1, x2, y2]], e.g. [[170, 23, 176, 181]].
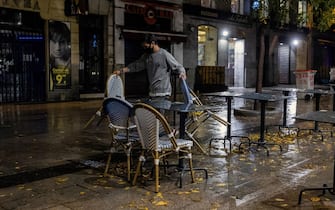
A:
[[1, 89, 335, 209]]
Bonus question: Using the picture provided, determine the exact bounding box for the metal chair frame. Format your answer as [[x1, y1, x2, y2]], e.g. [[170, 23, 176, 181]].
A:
[[180, 79, 230, 154]]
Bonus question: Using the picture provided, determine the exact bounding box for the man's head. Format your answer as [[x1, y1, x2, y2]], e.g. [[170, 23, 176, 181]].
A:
[[143, 34, 158, 54]]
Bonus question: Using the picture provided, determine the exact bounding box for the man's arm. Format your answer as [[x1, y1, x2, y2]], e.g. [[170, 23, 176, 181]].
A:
[[113, 54, 147, 75], [164, 50, 186, 79]]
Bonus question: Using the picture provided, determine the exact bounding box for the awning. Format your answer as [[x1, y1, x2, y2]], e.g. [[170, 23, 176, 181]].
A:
[[122, 29, 187, 43]]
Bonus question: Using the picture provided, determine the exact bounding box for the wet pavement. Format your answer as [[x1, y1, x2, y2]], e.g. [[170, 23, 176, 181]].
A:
[[1, 86, 335, 209]]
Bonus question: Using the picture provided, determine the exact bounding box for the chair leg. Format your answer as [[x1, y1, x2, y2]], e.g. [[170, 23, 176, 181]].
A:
[[104, 152, 112, 176], [188, 153, 195, 183], [132, 151, 145, 186], [154, 151, 160, 193], [126, 153, 131, 182], [83, 106, 103, 129]]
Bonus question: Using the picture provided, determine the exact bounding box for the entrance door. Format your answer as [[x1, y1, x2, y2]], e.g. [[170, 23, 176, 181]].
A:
[[234, 39, 245, 87], [278, 44, 296, 84], [227, 38, 245, 87], [197, 25, 217, 65], [79, 15, 104, 94], [278, 45, 289, 84]]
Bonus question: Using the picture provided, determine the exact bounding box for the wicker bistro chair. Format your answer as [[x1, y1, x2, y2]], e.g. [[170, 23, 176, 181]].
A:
[[102, 97, 138, 181], [132, 102, 198, 193], [84, 74, 124, 129]]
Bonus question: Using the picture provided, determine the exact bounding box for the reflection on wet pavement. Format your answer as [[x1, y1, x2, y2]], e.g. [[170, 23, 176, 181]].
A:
[[1, 91, 335, 209]]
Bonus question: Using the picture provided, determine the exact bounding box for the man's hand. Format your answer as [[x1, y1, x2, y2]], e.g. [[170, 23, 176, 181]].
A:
[[113, 67, 129, 75], [179, 72, 187, 80], [113, 70, 121, 75]]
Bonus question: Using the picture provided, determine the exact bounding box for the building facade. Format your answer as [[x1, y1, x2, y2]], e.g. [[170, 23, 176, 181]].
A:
[[0, 0, 334, 103], [0, 0, 111, 103]]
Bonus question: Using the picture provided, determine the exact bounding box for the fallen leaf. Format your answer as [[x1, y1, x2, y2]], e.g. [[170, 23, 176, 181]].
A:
[[310, 196, 321, 202], [216, 183, 226, 187], [17, 185, 25, 190], [56, 177, 69, 183], [155, 200, 168, 206], [178, 191, 190, 195], [117, 180, 126, 185], [156, 192, 163, 199]]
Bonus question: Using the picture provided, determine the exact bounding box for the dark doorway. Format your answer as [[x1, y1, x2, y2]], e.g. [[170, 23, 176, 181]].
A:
[[79, 15, 104, 94]]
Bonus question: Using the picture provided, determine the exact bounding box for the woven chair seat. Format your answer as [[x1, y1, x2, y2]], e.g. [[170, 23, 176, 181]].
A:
[[157, 139, 193, 151]]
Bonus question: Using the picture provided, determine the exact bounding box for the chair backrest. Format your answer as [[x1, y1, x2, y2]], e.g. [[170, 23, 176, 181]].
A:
[[106, 74, 125, 99], [133, 103, 177, 151], [180, 78, 193, 105], [103, 97, 133, 130]]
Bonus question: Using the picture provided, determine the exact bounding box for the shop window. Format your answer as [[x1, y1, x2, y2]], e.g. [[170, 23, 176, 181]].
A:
[[298, 1, 307, 27], [197, 25, 218, 66], [231, 0, 252, 15], [201, 0, 216, 9]]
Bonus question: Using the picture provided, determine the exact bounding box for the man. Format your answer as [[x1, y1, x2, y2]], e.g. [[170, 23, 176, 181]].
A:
[[113, 34, 186, 100]]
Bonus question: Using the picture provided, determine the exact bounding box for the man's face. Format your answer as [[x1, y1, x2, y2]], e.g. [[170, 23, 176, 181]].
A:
[[143, 42, 154, 53]]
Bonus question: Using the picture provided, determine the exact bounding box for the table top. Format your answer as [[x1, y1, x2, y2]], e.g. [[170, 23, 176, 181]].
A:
[[235, 92, 291, 101], [295, 111, 335, 124], [269, 87, 334, 95], [146, 100, 221, 113], [202, 91, 242, 97]]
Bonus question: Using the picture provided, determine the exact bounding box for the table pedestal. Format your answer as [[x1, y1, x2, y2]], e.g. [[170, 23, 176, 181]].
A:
[[298, 154, 335, 204], [238, 100, 282, 156]]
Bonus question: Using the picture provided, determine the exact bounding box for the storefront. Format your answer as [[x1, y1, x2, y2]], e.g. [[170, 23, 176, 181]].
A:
[[78, 15, 105, 94], [0, 7, 45, 103], [312, 31, 335, 84], [182, 2, 257, 90], [0, 0, 110, 103], [114, 0, 186, 97]]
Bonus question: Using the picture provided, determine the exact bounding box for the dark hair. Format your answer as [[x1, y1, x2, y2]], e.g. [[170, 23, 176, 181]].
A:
[[144, 34, 157, 44]]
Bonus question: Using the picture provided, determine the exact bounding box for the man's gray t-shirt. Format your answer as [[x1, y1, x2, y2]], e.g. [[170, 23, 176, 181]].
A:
[[127, 48, 185, 97]]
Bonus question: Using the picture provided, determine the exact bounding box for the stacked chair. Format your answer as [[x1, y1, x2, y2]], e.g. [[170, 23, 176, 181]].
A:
[[180, 79, 230, 154], [84, 74, 139, 181]]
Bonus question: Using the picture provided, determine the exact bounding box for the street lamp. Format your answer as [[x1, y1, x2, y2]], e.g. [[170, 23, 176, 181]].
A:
[[222, 30, 229, 37], [289, 39, 299, 84]]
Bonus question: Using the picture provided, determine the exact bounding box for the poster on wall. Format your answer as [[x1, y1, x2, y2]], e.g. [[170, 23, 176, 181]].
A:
[[49, 20, 71, 90]]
